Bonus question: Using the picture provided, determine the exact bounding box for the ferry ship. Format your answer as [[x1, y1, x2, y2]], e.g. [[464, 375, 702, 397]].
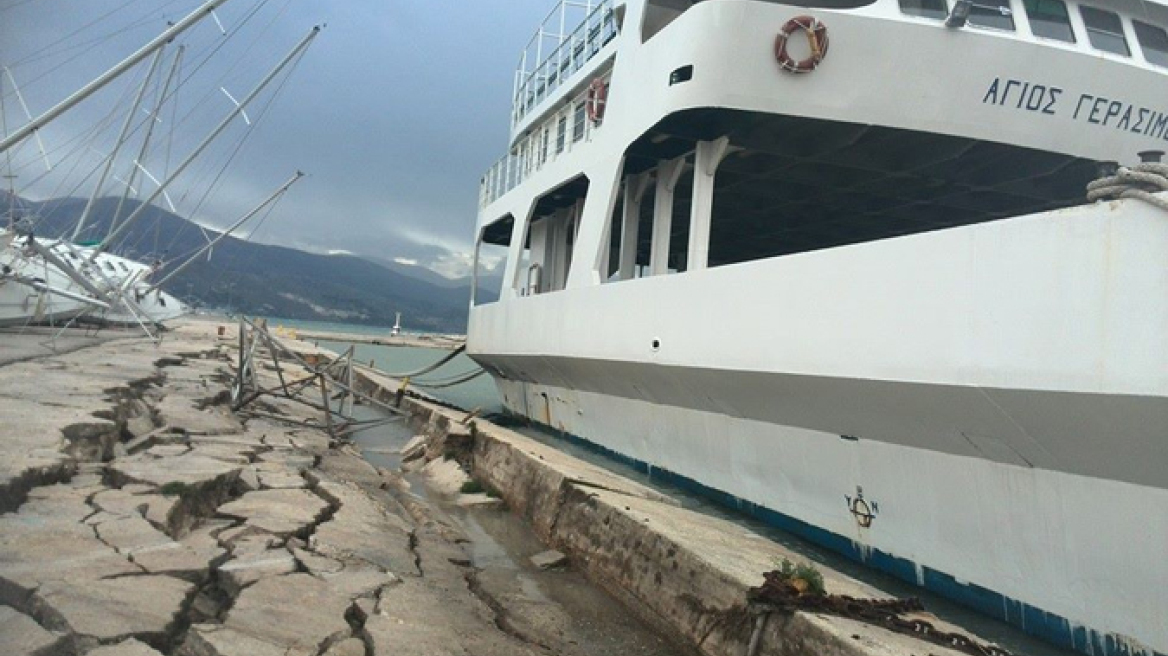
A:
[[466, 1, 1168, 655]]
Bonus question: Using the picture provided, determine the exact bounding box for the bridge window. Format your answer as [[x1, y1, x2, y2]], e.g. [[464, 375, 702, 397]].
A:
[[1134, 20, 1168, 67], [969, 0, 1016, 31], [899, 0, 948, 20], [573, 102, 587, 142], [1081, 7, 1130, 55], [1024, 0, 1074, 42]]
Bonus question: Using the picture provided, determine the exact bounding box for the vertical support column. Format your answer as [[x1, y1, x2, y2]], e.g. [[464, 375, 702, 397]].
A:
[[687, 136, 730, 273], [619, 174, 649, 280], [650, 157, 686, 276]]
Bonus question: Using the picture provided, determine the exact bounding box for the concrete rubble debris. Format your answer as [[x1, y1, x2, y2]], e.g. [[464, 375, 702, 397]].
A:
[[529, 549, 568, 570]]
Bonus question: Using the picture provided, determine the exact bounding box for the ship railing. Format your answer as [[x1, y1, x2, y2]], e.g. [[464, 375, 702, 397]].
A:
[[511, 0, 618, 127], [480, 79, 603, 208]]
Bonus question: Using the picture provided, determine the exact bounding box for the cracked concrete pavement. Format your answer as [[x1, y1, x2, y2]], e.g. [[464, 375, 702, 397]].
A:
[[1, 320, 662, 656]]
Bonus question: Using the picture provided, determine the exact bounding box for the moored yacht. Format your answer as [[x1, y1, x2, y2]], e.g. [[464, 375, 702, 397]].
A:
[[467, 1, 1168, 655]]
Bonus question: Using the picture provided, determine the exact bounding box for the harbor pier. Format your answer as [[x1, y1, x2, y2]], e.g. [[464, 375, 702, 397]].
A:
[[0, 319, 1052, 656]]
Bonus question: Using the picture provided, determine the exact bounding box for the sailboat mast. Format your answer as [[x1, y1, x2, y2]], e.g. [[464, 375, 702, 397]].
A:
[[148, 170, 304, 291], [0, 0, 234, 154], [108, 46, 186, 240], [71, 47, 168, 243], [88, 26, 321, 262]]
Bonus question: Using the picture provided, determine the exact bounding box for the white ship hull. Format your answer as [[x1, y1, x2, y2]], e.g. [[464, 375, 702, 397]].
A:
[[0, 240, 90, 327], [470, 197, 1168, 656], [467, 0, 1168, 653]]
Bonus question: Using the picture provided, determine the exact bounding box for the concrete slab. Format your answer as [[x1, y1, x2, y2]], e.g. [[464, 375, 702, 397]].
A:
[[155, 394, 243, 436], [108, 453, 242, 490], [131, 531, 226, 582], [256, 470, 305, 489], [218, 549, 297, 596], [179, 623, 288, 656], [85, 638, 165, 655], [32, 576, 194, 648], [310, 482, 417, 576], [94, 516, 173, 555], [0, 513, 139, 609], [0, 604, 65, 656], [221, 573, 352, 653], [322, 638, 366, 656], [316, 563, 399, 599], [216, 489, 330, 537]]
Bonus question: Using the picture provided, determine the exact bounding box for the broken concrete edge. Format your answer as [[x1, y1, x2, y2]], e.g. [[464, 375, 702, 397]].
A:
[[0, 457, 77, 514], [327, 354, 971, 656]]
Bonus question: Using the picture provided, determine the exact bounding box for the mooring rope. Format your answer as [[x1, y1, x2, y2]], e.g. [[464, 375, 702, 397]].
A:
[[410, 367, 486, 390], [1086, 162, 1168, 212], [380, 343, 468, 379]]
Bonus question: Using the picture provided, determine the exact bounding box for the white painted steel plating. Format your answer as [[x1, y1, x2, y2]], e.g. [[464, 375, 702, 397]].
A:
[[467, 1, 1168, 655]]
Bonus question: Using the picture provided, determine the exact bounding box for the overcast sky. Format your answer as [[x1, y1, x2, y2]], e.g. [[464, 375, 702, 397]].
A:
[[0, 0, 550, 277]]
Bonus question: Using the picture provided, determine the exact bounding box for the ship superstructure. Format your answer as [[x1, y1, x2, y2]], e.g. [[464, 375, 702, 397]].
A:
[[468, 1, 1168, 655]]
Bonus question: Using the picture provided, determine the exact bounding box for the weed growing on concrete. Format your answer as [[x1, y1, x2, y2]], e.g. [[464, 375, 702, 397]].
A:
[[774, 557, 826, 595]]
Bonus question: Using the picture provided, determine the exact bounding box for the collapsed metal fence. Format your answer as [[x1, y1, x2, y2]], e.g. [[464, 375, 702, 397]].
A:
[[229, 316, 407, 440]]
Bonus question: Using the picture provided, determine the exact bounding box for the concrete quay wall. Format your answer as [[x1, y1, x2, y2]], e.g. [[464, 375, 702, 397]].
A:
[[345, 362, 980, 656]]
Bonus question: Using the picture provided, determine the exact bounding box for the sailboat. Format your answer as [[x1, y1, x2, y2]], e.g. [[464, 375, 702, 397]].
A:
[[0, 0, 317, 333]]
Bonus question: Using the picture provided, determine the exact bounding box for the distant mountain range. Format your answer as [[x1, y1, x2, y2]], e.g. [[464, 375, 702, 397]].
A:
[[3, 193, 498, 333]]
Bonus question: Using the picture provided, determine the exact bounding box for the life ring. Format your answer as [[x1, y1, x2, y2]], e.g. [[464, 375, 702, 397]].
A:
[[586, 77, 608, 123], [774, 16, 828, 74]]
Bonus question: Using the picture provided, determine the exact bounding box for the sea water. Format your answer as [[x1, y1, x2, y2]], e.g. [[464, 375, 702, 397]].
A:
[[262, 317, 501, 413]]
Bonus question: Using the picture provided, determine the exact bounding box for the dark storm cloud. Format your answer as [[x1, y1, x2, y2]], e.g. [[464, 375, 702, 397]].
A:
[[1, 0, 550, 277]]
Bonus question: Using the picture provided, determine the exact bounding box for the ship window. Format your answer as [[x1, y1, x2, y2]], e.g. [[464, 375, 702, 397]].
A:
[[572, 101, 586, 142], [474, 214, 514, 306], [1023, 0, 1074, 42], [1081, 7, 1130, 55], [556, 115, 567, 153], [1133, 20, 1168, 66], [968, 0, 1015, 31], [899, 0, 948, 21]]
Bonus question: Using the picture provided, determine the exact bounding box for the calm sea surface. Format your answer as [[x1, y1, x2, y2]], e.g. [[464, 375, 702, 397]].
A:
[[262, 317, 502, 414]]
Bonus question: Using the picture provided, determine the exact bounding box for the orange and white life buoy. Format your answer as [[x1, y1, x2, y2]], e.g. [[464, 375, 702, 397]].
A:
[[586, 77, 608, 123], [774, 16, 828, 74]]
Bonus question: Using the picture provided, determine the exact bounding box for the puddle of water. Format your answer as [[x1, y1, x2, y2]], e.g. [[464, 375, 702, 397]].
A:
[[348, 406, 690, 656]]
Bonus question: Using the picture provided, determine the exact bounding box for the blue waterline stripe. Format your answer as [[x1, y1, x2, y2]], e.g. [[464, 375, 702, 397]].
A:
[[523, 418, 1163, 656]]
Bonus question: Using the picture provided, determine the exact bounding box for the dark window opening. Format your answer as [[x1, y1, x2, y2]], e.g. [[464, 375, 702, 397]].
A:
[[573, 102, 586, 142], [475, 214, 515, 306], [669, 65, 694, 85], [1081, 7, 1130, 56], [1133, 20, 1168, 66], [621, 109, 1099, 271], [969, 0, 1015, 31], [523, 176, 590, 294], [1024, 0, 1075, 42], [899, 0, 949, 21]]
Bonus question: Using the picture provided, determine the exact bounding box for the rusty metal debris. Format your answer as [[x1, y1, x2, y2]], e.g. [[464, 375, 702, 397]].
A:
[[747, 569, 1014, 656], [229, 316, 405, 440]]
